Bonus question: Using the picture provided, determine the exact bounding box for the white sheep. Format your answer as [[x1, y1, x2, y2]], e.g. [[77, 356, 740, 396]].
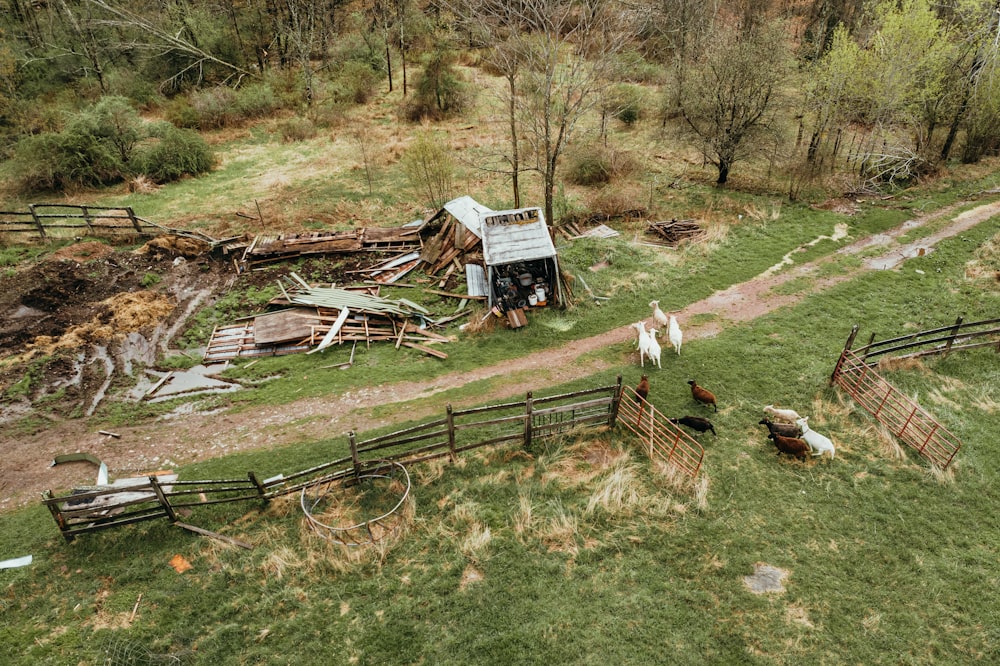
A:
[[631, 321, 654, 368], [764, 404, 801, 424], [795, 417, 835, 459], [647, 328, 662, 369], [668, 315, 682, 355], [650, 300, 668, 328]]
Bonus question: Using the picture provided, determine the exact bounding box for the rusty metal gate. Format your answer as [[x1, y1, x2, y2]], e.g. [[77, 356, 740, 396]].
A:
[[615, 385, 704, 478], [831, 347, 962, 469]]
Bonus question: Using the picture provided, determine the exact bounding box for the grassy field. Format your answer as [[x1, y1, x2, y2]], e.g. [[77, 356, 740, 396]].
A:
[[1, 179, 998, 664]]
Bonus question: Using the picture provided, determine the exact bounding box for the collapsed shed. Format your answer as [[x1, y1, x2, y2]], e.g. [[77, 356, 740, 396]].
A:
[[204, 276, 450, 362]]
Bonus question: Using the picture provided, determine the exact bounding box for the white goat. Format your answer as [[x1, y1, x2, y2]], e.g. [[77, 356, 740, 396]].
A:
[[632, 321, 654, 368], [796, 417, 835, 459], [764, 404, 801, 424], [668, 315, 683, 355], [647, 328, 663, 369], [650, 300, 668, 328]]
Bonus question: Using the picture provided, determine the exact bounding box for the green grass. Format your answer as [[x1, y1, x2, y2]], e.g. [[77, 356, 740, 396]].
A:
[[2, 198, 998, 664]]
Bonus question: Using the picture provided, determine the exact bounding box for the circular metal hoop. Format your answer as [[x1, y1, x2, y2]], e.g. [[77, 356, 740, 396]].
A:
[[300, 460, 411, 546]]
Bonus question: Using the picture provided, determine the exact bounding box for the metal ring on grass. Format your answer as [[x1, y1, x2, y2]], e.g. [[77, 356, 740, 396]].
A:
[[300, 460, 411, 546]]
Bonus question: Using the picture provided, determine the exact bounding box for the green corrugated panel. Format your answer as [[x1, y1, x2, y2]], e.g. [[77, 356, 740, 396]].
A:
[[288, 286, 424, 317]]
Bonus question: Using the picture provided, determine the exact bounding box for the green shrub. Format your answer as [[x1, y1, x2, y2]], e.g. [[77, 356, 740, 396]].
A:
[[614, 50, 668, 84], [11, 126, 123, 192], [189, 86, 237, 129], [404, 49, 470, 121], [566, 148, 613, 186], [140, 272, 162, 287], [135, 127, 215, 183], [566, 145, 639, 187], [278, 116, 317, 142], [609, 84, 646, 126], [234, 83, 278, 119], [401, 132, 454, 208], [163, 97, 201, 129], [329, 61, 380, 105]]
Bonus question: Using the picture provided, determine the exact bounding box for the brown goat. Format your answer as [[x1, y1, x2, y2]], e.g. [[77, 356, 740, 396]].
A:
[[635, 375, 650, 426], [759, 417, 801, 439], [635, 375, 650, 404], [687, 379, 717, 411], [767, 432, 809, 460]]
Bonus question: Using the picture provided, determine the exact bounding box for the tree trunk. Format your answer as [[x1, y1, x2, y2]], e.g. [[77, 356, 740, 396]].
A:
[[716, 162, 729, 184]]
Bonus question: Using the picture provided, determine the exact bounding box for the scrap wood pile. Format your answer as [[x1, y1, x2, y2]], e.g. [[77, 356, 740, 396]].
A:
[[238, 227, 423, 271], [644, 219, 705, 246], [417, 214, 483, 282], [204, 275, 453, 363], [554, 209, 645, 240]]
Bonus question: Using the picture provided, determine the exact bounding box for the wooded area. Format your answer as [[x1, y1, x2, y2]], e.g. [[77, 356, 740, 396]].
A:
[[2, 0, 999, 209]]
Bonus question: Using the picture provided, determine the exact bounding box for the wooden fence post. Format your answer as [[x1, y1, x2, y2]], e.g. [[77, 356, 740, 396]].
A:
[[149, 475, 177, 522], [446, 404, 457, 462], [28, 204, 45, 240], [861, 332, 876, 363], [609, 375, 623, 427], [126, 207, 142, 232], [523, 391, 533, 450], [349, 431, 361, 478], [248, 471, 268, 505], [81, 205, 93, 233], [42, 490, 72, 542], [943, 316, 963, 356], [830, 325, 859, 385]]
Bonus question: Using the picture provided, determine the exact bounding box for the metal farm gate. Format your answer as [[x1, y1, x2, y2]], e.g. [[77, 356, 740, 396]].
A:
[[831, 347, 962, 469], [615, 385, 704, 478]]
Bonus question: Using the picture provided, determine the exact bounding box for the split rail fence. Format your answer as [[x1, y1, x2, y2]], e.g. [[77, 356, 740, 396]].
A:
[[826, 318, 999, 470], [44, 377, 696, 543], [0, 203, 227, 246]]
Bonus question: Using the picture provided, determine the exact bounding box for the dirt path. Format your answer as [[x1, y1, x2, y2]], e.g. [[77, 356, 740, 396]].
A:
[[2, 199, 997, 512]]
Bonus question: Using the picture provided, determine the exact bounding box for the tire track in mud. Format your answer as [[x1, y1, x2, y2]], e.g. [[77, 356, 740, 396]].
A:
[[3, 198, 997, 511]]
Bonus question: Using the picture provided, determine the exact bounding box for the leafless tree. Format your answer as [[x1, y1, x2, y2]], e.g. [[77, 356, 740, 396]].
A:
[[81, 0, 253, 86], [677, 17, 791, 185], [448, 0, 642, 225]]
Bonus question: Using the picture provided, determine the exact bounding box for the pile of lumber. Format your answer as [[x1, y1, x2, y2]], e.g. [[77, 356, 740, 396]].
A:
[[240, 227, 423, 269], [419, 216, 482, 276], [645, 219, 705, 246], [204, 277, 452, 362]]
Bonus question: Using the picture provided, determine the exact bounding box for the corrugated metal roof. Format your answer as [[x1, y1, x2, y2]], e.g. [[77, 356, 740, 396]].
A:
[[465, 264, 488, 297], [480, 207, 557, 266], [287, 285, 429, 317], [444, 196, 493, 239]]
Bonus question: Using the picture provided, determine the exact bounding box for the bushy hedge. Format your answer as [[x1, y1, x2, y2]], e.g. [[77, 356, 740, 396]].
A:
[[7, 96, 214, 194], [135, 127, 215, 183]]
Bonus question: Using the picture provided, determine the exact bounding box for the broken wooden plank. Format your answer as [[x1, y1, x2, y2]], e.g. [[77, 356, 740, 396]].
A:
[[308, 307, 350, 353], [175, 521, 253, 550], [401, 342, 448, 359]]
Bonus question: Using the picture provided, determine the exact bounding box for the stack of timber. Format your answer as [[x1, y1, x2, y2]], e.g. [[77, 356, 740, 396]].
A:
[[241, 227, 423, 268], [645, 219, 705, 246], [204, 276, 450, 363]]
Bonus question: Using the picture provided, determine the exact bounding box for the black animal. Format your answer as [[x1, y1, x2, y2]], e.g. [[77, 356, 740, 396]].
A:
[[687, 379, 717, 411], [669, 416, 717, 436], [758, 417, 801, 439], [767, 432, 809, 460]]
